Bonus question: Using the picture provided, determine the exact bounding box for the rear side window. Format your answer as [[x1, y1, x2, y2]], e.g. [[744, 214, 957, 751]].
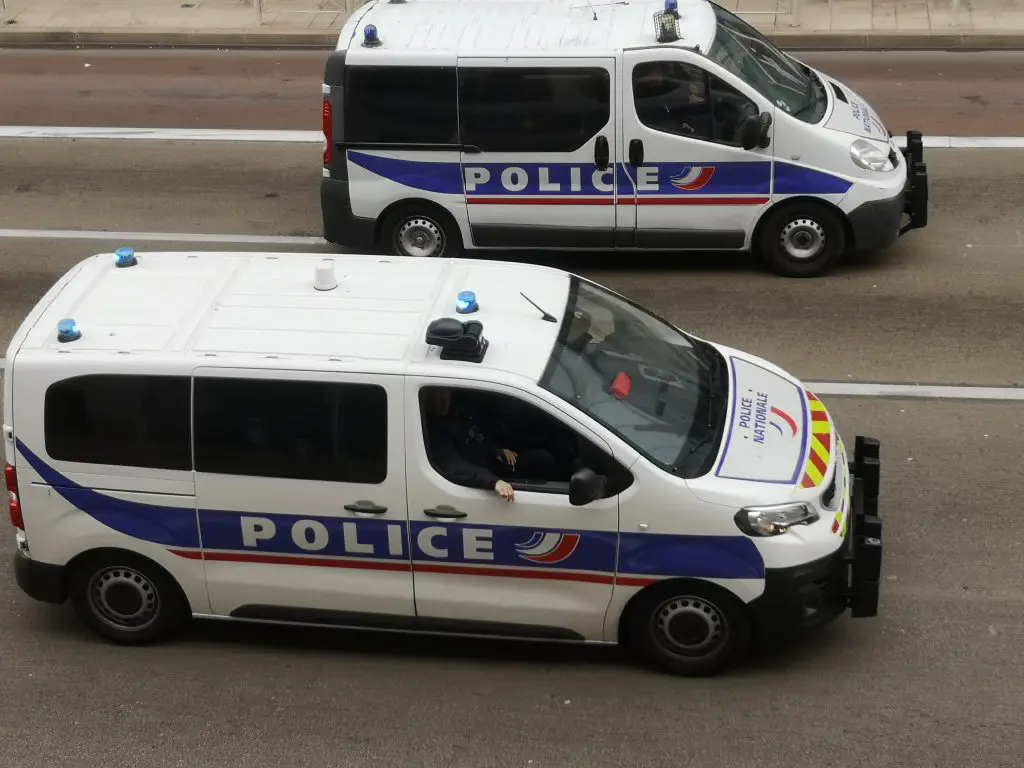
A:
[[44, 375, 192, 470], [344, 65, 459, 145], [458, 67, 611, 153], [193, 377, 388, 484]]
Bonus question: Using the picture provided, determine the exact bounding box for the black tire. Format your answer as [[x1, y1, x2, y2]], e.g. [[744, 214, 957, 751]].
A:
[[624, 581, 752, 677], [68, 551, 190, 646], [380, 204, 463, 259], [754, 201, 847, 278]]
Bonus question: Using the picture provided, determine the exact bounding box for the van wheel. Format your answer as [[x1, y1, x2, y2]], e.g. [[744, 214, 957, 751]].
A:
[[69, 552, 189, 646], [754, 202, 846, 278], [381, 206, 463, 259], [625, 581, 751, 677]]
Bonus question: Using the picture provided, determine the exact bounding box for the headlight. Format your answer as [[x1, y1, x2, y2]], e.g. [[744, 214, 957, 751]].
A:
[[850, 139, 894, 172], [734, 503, 819, 537]]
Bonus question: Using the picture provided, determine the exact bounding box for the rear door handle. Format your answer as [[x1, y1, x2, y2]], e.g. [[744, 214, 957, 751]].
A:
[[629, 138, 644, 166], [423, 505, 467, 519], [594, 134, 610, 170], [344, 500, 388, 514]]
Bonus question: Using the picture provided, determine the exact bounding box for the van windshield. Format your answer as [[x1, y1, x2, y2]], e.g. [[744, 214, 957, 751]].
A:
[[539, 278, 727, 478], [707, 4, 825, 123]]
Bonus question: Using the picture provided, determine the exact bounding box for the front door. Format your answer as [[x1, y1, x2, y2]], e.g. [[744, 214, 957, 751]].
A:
[[619, 49, 776, 250], [405, 379, 632, 641], [457, 57, 621, 250], [191, 367, 414, 621]]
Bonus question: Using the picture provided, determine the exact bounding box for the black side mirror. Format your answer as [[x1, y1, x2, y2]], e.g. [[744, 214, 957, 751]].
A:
[[569, 467, 607, 506], [739, 111, 773, 151]]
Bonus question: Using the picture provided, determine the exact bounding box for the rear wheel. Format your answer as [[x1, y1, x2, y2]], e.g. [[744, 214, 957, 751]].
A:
[[754, 201, 846, 278], [381, 205, 463, 259], [69, 551, 189, 645], [625, 581, 752, 676]]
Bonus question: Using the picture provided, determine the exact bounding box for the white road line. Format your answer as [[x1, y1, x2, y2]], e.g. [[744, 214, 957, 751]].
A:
[[0, 228, 326, 245], [0, 355, 1017, 401], [1, 126, 1024, 148]]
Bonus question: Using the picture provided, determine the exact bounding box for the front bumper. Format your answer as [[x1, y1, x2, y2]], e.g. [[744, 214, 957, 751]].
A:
[[749, 435, 883, 638], [899, 129, 929, 235]]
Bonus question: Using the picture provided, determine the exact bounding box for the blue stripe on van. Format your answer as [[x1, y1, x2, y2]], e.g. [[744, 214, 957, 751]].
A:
[[15, 439, 765, 581]]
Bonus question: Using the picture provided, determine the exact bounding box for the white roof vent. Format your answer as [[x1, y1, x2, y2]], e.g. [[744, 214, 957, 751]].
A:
[[314, 258, 338, 291]]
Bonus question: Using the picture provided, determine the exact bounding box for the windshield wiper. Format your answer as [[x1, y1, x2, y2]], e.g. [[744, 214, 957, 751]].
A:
[[791, 71, 820, 117]]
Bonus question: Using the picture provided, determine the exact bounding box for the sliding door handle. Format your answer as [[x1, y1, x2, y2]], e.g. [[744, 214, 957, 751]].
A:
[[423, 505, 467, 519], [344, 500, 388, 514]]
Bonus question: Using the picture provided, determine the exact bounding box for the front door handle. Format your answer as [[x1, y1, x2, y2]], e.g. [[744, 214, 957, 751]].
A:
[[594, 134, 609, 170], [423, 505, 467, 519], [344, 500, 388, 514], [629, 138, 644, 166]]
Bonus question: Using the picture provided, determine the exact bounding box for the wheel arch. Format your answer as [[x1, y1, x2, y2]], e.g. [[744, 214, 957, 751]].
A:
[[64, 546, 194, 613], [374, 198, 467, 251], [752, 195, 856, 253]]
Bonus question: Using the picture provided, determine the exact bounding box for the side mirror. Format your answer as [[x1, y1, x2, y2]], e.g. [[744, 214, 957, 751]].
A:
[[569, 467, 607, 506], [739, 111, 773, 151]]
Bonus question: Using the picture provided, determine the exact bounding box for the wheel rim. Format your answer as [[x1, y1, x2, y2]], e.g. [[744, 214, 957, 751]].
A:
[[650, 595, 728, 658], [779, 218, 826, 261], [87, 566, 161, 632], [396, 216, 444, 258]]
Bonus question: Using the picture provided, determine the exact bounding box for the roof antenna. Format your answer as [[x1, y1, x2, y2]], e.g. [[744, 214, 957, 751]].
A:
[[520, 292, 557, 323], [583, 0, 598, 20]]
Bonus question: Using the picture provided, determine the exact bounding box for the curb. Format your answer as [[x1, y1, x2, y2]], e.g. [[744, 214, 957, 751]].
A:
[[2, 28, 1024, 51]]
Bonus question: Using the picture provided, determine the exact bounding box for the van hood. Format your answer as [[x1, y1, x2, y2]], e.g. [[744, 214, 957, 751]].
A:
[[706, 345, 833, 491], [819, 73, 890, 142]]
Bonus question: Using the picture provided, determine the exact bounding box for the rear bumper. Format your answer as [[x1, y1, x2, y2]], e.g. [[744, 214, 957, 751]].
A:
[[749, 435, 883, 639], [320, 177, 377, 250], [14, 549, 67, 604]]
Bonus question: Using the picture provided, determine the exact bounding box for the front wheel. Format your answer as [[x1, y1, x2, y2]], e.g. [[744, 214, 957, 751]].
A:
[[625, 581, 752, 677], [754, 202, 846, 278], [381, 206, 463, 259]]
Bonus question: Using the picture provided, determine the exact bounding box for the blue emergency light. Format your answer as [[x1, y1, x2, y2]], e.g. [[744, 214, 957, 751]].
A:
[[115, 246, 137, 268], [456, 290, 479, 314], [363, 24, 382, 47], [664, 0, 678, 11], [57, 318, 82, 343]]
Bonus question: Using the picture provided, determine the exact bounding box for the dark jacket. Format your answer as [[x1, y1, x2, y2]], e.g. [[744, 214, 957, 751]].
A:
[[425, 407, 501, 490]]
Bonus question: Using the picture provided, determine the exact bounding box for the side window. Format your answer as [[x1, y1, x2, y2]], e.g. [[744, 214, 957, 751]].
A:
[[418, 385, 632, 495], [458, 67, 610, 153], [344, 65, 459, 145], [632, 61, 756, 147], [193, 377, 388, 484], [44, 374, 191, 470]]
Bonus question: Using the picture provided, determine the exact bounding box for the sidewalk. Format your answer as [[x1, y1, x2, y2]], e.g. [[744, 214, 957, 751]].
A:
[[1, 0, 1024, 50]]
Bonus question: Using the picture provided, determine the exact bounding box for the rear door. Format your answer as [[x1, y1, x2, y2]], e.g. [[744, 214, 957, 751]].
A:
[[191, 367, 414, 622], [457, 57, 622, 250]]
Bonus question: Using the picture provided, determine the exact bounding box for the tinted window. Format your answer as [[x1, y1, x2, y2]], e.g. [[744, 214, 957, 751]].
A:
[[194, 378, 388, 484], [344, 65, 459, 145], [632, 61, 757, 146], [458, 67, 610, 152], [44, 375, 191, 470]]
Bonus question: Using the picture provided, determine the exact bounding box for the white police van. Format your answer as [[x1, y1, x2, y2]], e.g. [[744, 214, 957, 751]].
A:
[[319, 0, 928, 278], [5, 247, 882, 676]]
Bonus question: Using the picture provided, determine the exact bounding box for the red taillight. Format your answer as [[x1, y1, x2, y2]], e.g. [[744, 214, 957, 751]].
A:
[[4, 462, 23, 530], [322, 97, 333, 165]]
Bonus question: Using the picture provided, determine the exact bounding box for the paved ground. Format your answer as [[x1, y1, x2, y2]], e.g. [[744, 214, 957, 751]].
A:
[[2, 0, 1024, 48], [4, 49, 1024, 136], [1, 48, 1023, 768]]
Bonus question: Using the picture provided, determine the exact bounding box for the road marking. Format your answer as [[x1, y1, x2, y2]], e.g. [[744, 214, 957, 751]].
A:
[[1, 126, 1024, 149], [0, 354, 1017, 401], [0, 228, 327, 245]]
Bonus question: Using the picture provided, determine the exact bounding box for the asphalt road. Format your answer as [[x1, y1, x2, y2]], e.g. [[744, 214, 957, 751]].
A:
[[1, 49, 1024, 136], [1, 47, 1023, 768]]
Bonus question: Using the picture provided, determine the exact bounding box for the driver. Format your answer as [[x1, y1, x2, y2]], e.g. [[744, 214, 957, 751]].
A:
[[422, 387, 557, 502]]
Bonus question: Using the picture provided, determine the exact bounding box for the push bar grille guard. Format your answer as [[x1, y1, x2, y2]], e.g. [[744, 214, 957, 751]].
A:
[[843, 435, 883, 618], [899, 129, 929, 236]]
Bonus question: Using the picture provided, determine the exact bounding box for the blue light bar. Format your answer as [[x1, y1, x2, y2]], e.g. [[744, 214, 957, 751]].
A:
[[456, 290, 479, 314], [57, 318, 82, 343], [115, 246, 137, 268], [363, 24, 382, 47]]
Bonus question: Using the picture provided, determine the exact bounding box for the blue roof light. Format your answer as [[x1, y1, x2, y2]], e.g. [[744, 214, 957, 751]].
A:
[[362, 24, 382, 47], [665, 0, 678, 10], [57, 318, 82, 344], [456, 290, 479, 314], [115, 246, 137, 268]]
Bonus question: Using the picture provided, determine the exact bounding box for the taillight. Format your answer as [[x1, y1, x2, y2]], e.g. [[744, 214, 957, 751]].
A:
[[322, 96, 333, 165], [4, 462, 23, 530]]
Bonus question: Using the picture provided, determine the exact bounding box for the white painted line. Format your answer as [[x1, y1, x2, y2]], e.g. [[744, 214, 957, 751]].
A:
[[807, 381, 1024, 400], [0, 126, 1023, 149], [0, 228, 327, 245]]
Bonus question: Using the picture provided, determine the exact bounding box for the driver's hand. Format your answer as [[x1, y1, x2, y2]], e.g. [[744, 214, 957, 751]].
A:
[[494, 480, 515, 501]]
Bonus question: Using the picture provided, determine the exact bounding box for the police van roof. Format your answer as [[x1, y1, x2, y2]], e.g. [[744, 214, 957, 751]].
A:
[[15, 251, 571, 383], [338, 0, 716, 58]]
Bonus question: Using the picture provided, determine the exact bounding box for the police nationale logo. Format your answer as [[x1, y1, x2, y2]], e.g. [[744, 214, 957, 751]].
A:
[[515, 531, 581, 564]]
